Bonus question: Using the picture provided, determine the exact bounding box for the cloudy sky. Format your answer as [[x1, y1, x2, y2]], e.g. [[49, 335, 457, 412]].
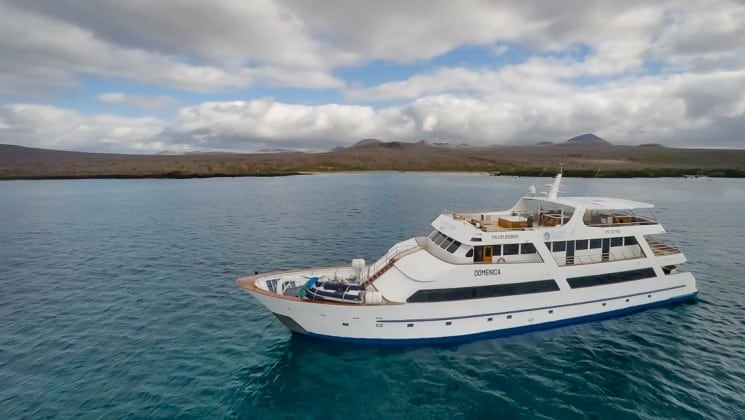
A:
[[0, 0, 744, 153]]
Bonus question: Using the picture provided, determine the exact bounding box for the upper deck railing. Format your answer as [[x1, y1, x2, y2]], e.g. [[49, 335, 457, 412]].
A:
[[453, 209, 658, 232], [583, 211, 658, 227], [454, 210, 574, 232], [644, 236, 681, 256]]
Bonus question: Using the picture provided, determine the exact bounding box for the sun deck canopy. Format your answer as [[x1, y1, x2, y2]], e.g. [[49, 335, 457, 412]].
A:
[[524, 196, 654, 211]]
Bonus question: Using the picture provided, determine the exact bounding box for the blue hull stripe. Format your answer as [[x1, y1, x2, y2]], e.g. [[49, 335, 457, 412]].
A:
[[302, 292, 698, 345], [380, 284, 688, 323]]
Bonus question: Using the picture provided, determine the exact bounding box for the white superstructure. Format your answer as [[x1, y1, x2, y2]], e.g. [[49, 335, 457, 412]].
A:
[[237, 172, 698, 344]]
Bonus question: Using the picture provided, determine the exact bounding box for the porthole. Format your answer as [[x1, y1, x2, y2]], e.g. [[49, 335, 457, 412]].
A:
[[376, 323, 383, 327], [548, 310, 554, 314], [602, 302, 607, 306], [506, 315, 512, 319], [407, 323, 414, 327], [648, 294, 652, 298], [625, 299, 630, 303], [445, 321, 452, 326], [342, 322, 349, 326], [487, 317, 493, 322]]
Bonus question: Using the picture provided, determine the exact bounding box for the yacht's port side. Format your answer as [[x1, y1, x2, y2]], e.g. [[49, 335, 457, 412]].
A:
[[237, 170, 698, 344]]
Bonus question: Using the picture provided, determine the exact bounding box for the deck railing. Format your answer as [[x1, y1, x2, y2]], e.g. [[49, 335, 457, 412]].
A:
[[645, 236, 681, 256], [362, 242, 421, 285], [555, 248, 644, 266]]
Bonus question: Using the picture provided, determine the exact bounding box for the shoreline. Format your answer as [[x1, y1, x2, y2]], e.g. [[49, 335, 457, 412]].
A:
[[1, 168, 743, 181], [0, 171, 308, 181]]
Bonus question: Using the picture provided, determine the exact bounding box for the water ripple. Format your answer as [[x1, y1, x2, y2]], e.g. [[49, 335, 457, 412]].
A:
[[0, 175, 744, 418]]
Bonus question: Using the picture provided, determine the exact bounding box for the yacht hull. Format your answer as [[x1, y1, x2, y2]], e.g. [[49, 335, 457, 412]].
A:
[[241, 271, 697, 344]]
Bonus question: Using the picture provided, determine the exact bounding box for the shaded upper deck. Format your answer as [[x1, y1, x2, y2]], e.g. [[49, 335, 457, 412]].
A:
[[451, 195, 658, 232]]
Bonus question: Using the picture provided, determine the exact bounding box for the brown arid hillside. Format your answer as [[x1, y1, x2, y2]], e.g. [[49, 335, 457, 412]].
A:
[[1, 139, 745, 179]]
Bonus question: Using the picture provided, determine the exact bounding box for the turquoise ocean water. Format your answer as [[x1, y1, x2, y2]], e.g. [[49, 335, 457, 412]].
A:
[[1, 173, 743, 418]]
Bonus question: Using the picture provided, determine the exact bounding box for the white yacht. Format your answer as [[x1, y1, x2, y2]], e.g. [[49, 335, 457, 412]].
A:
[[237, 172, 698, 344]]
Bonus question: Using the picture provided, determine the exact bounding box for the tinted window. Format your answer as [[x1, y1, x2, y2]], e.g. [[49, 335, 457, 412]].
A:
[[428, 230, 438, 239], [435, 234, 449, 246], [407, 279, 560, 302], [465, 248, 474, 258], [611, 237, 623, 247], [492, 244, 502, 256], [447, 240, 461, 253], [503, 244, 519, 255], [624, 236, 638, 246], [521, 243, 536, 254], [552, 241, 566, 252], [441, 237, 453, 249], [576, 240, 589, 250], [567, 268, 656, 289], [590, 239, 602, 249], [545, 242, 551, 251]]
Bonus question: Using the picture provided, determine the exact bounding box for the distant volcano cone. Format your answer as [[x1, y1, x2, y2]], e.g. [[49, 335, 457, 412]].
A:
[[565, 134, 610, 145]]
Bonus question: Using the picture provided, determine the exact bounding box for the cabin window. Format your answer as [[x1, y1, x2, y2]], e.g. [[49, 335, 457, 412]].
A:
[[611, 237, 623, 247], [474, 246, 484, 262], [575, 240, 589, 250], [521, 243, 536, 254], [624, 236, 638, 246], [503, 244, 519, 255], [545, 242, 551, 251], [552, 241, 566, 252], [435, 234, 449, 246], [590, 239, 602, 249], [407, 279, 560, 302], [465, 248, 474, 258], [567, 268, 656, 289], [447, 240, 461, 253], [492, 244, 502, 256]]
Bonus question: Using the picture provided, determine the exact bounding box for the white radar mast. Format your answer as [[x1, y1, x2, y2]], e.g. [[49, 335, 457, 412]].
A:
[[547, 164, 564, 199]]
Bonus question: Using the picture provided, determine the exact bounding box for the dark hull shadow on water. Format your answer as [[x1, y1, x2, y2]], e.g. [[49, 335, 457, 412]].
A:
[[231, 299, 713, 420]]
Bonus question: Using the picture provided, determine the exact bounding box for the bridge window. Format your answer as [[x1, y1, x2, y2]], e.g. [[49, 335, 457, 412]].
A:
[[447, 240, 461, 253]]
